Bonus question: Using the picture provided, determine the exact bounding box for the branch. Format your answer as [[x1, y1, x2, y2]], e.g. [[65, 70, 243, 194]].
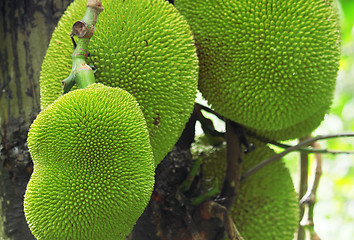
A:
[[300, 142, 322, 240], [195, 103, 225, 121], [297, 135, 311, 240], [62, 0, 104, 93], [195, 104, 225, 146], [269, 141, 354, 155], [300, 142, 322, 205], [247, 131, 354, 155], [218, 120, 243, 210], [241, 133, 354, 181]]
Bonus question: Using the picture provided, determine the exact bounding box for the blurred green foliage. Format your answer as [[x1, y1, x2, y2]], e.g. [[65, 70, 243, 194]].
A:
[[339, 0, 354, 43]]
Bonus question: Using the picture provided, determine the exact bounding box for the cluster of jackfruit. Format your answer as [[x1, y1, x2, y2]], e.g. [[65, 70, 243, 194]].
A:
[[40, 0, 198, 165], [193, 137, 299, 239], [25, 84, 155, 239], [25, 0, 342, 238], [175, 0, 341, 140]]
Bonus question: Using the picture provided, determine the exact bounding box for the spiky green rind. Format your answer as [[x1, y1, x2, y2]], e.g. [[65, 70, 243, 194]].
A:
[[232, 141, 299, 240], [247, 103, 330, 140], [40, 0, 198, 165], [194, 137, 299, 240], [25, 83, 155, 240], [176, 0, 340, 139]]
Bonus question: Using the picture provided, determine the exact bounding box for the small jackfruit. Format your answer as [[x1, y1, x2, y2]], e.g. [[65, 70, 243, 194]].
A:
[[194, 137, 299, 240], [40, 0, 198, 164], [25, 83, 155, 240], [175, 0, 340, 140]]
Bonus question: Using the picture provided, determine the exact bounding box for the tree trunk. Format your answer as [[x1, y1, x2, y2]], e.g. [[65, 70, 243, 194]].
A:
[[0, 1, 72, 239]]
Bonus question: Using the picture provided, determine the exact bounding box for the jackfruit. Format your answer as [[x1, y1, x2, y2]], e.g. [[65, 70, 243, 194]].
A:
[[40, 0, 198, 164], [247, 103, 330, 140], [175, 0, 340, 140], [25, 83, 155, 240], [193, 137, 299, 239]]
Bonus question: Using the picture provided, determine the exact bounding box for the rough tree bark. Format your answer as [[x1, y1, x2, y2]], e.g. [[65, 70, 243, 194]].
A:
[[0, 1, 73, 239]]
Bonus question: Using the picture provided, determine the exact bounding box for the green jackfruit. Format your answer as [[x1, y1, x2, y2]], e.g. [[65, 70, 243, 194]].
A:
[[175, 0, 340, 140], [25, 83, 155, 240], [40, 0, 198, 164], [247, 103, 330, 140], [193, 137, 299, 240]]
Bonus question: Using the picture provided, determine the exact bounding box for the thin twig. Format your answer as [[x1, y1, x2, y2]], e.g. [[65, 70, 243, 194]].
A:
[[269, 141, 354, 155], [195, 104, 225, 146], [195, 103, 225, 121], [300, 142, 323, 205], [241, 133, 354, 181], [300, 142, 322, 240], [248, 131, 354, 155]]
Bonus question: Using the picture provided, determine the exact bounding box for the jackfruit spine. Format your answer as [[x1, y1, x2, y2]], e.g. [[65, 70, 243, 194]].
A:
[[176, 0, 341, 140], [25, 83, 155, 240], [40, 0, 198, 165]]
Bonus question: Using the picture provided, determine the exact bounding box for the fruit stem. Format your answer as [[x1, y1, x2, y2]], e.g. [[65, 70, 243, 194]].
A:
[[62, 0, 104, 94], [219, 119, 243, 210]]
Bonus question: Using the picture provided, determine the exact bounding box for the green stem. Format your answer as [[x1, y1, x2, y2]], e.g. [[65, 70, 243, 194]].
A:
[[190, 180, 220, 205], [73, 58, 96, 89], [62, 0, 103, 94], [180, 158, 201, 192]]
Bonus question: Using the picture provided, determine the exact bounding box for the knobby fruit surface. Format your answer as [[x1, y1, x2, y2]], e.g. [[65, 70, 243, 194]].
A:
[[25, 83, 155, 240], [40, 0, 198, 164], [176, 0, 341, 140]]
